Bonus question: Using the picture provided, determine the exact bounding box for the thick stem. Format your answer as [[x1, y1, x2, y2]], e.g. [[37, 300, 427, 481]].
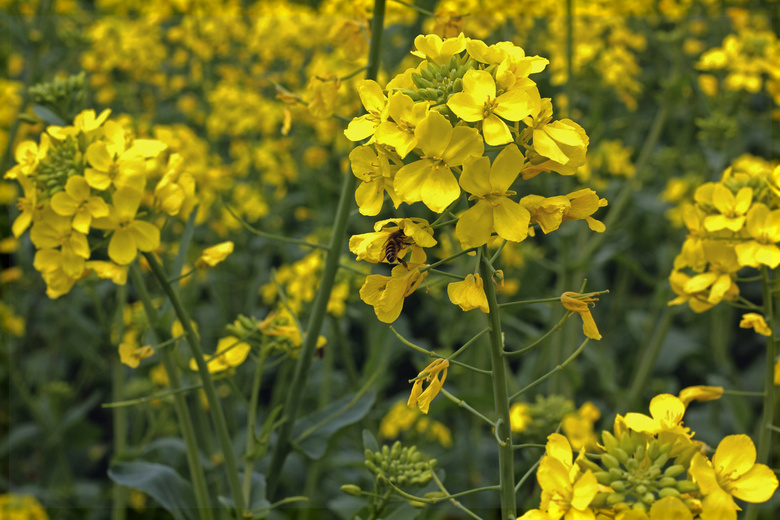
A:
[[129, 265, 213, 520], [142, 254, 245, 514], [265, 0, 387, 498], [479, 246, 516, 519], [111, 285, 128, 520], [242, 349, 268, 506]]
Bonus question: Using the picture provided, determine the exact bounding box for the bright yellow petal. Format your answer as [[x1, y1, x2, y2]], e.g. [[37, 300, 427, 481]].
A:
[[712, 434, 756, 477], [730, 463, 779, 503]]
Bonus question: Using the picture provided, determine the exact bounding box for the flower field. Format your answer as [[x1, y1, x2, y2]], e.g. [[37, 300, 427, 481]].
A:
[[1, 0, 779, 519]]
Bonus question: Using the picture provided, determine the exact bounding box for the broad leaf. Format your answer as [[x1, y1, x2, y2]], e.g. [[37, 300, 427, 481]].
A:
[[108, 461, 198, 520]]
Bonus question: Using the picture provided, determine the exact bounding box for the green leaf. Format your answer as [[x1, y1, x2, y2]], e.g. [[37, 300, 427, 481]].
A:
[[108, 461, 198, 520], [32, 105, 66, 126], [292, 390, 376, 460], [362, 429, 379, 454]]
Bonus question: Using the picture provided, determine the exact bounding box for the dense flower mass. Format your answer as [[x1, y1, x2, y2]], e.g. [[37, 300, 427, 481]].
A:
[[346, 33, 606, 322], [668, 156, 780, 313], [522, 390, 778, 519]]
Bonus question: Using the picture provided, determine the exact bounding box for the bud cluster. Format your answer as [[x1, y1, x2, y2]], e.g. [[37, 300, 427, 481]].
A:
[[364, 441, 435, 488], [402, 54, 476, 106], [36, 137, 81, 196], [579, 430, 700, 515], [28, 72, 86, 124]]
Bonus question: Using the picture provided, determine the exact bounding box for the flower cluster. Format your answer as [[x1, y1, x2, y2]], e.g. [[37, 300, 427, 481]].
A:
[[668, 155, 779, 315], [5, 109, 196, 298], [346, 33, 606, 323], [521, 388, 778, 520]]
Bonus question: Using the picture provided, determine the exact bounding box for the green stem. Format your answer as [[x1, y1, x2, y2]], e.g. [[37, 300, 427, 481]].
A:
[[509, 338, 589, 401], [440, 388, 495, 427], [128, 265, 213, 520], [429, 467, 487, 520], [109, 285, 128, 520], [142, 255, 245, 515], [479, 246, 516, 519], [243, 349, 268, 506], [756, 266, 776, 463], [267, 1, 387, 497], [624, 307, 672, 410]]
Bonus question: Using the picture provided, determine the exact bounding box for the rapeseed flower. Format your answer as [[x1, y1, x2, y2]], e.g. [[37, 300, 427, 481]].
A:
[[360, 263, 428, 323], [407, 359, 449, 414], [560, 291, 602, 340], [349, 144, 402, 216], [343, 80, 387, 142], [690, 435, 778, 519], [447, 69, 535, 146], [374, 91, 429, 159], [733, 203, 780, 268], [189, 336, 250, 374], [349, 217, 436, 265], [447, 273, 489, 312], [50, 175, 109, 234], [454, 144, 530, 248], [93, 187, 160, 265], [393, 111, 483, 213], [195, 241, 234, 269]]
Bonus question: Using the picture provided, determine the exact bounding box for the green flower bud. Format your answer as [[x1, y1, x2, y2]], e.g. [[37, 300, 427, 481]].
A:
[[658, 487, 681, 498], [421, 67, 435, 81], [594, 471, 615, 485], [663, 464, 686, 478], [340, 484, 362, 496], [610, 480, 627, 492], [601, 454, 621, 469], [677, 481, 699, 494], [607, 492, 627, 505], [641, 492, 655, 505], [657, 477, 677, 488], [635, 484, 647, 495], [602, 431, 619, 452]]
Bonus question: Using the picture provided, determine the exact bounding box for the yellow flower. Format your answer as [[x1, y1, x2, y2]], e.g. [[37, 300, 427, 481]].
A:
[[560, 291, 602, 340], [50, 175, 110, 234], [739, 313, 772, 336], [190, 336, 250, 374], [349, 144, 402, 216], [677, 385, 724, 407], [447, 69, 535, 146], [455, 144, 531, 249], [48, 108, 111, 140], [393, 111, 484, 213], [306, 75, 340, 119], [668, 270, 719, 313], [0, 493, 50, 520], [682, 243, 741, 305], [93, 187, 161, 265], [350, 218, 436, 265], [154, 153, 197, 218], [563, 189, 608, 232], [537, 433, 598, 520], [195, 241, 234, 269], [359, 263, 428, 323], [733, 203, 780, 268], [510, 402, 531, 433], [407, 358, 449, 414], [703, 184, 752, 232], [447, 273, 489, 313], [623, 394, 691, 439], [411, 33, 466, 65], [562, 402, 601, 451], [374, 91, 429, 159], [30, 207, 90, 278], [12, 172, 40, 238], [614, 497, 694, 520], [83, 140, 146, 193], [690, 435, 778, 519], [520, 195, 571, 234], [86, 261, 128, 285], [119, 329, 154, 368], [344, 80, 387, 142], [521, 98, 589, 179]]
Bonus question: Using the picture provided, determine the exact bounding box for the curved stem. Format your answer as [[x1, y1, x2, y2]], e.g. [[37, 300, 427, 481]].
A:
[[128, 264, 213, 520], [242, 349, 268, 505], [266, 0, 387, 498], [479, 246, 516, 519], [142, 254, 245, 515]]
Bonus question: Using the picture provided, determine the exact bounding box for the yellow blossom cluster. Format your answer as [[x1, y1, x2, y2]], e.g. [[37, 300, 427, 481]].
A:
[[521, 387, 778, 520], [347, 33, 607, 323], [4, 109, 198, 298], [668, 155, 780, 313]]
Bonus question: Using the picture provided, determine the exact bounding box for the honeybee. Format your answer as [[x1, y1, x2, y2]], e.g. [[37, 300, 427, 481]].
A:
[[382, 230, 413, 268]]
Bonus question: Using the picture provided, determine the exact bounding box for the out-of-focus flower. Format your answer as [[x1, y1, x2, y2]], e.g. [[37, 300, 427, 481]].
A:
[[195, 241, 234, 269]]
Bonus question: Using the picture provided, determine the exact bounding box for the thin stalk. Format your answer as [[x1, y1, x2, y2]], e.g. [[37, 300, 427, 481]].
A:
[[757, 267, 776, 461], [429, 468, 487, 520], [479, 246, 516, 519], [128, 265, 213, 520], [243, 349, 268, 505], [624, 307, 672, 410], [745, 266, 777, 520], [509, 338, 589, 401], [109, 284, 128, 520], [266, 0, 387, 497], [440, 388, 496, 427], [142, 255, 245, 515]]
